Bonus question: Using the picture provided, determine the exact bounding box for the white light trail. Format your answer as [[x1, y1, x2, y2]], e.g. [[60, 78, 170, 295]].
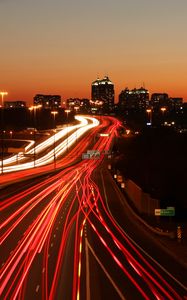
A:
[[0, 116, 99, 173]]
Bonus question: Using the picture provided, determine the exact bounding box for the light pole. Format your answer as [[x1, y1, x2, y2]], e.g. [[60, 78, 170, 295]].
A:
[[146, 108, 152, 126], [160, 107, 167, 125], [65, 109, 70, 119], [0, 91, 8, 174], [65, 109, 70, 153], [74, 106, 79, 144], [29, 105, 41, 167], [0, 92, 8, 106], [51, 111, 58, 169], [74, 106, 79, 114]]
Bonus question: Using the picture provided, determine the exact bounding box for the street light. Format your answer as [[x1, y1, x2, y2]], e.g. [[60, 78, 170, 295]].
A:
[[28, 105, 41, 167], [65, 109, 71, 153], [146, 108, 152, 126], [0, 91, 8, 174], [0, 92, 8, 107], [160, 107, 166, 114], [160, 107, 167, 125], [65, 109, 70, 118], [74, 107, 79, 143], [74, 106, 79, 113], [51, 111, 58, 169]]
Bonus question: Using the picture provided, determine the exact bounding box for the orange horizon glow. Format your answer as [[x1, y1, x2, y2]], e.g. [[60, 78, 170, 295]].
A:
[[1, 79, 187, 105], [1, 76, 187, 105], [1, 1, 187, 104]]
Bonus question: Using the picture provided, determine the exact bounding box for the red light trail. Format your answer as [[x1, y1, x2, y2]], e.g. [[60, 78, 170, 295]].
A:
[[0, 116, 186, 299]]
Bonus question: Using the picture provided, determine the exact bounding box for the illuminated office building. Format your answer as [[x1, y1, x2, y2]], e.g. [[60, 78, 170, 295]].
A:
[[118, 87, 149, 112], [33, 94, 61, 109], [91, 76, 115, 113]]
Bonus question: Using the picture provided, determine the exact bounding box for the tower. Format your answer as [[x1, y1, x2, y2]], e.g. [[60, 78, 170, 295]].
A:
[[91, 76, 114, 113]]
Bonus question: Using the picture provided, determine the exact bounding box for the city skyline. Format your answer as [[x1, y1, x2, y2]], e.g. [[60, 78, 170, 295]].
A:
[[1, 75, 185, 105], [1, 0, 187, 103]]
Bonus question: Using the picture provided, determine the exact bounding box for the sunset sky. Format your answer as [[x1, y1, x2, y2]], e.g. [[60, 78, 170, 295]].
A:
[[0, 0, 187, 104]]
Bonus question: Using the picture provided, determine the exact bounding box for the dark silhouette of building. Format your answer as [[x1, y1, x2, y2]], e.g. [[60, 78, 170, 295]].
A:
[[33, 94, 61, 109], [151, 93, 170, 111], [169, 97, 183, 112], [118, 87, 149, 113], [91, 76, 114, 113], [4, 101, 26, 108], [66, 98, 91, 113]]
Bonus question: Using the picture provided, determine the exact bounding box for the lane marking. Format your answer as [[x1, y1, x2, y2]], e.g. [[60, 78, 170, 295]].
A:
[[87, 240, 126, 300], [36, 285, 40, 293], [85, 238, 91, 300]]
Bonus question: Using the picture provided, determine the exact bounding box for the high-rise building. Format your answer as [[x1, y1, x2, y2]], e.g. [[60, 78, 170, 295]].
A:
[[91, 76, 114, 113], [151, 93, 169, 111], [66, 98, 91, 113], [33, 94, 61, 109], [169, 97, 183, 112], [118, 87, 149, 113]]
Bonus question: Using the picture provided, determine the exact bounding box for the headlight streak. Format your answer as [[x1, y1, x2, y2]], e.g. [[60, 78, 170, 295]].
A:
[[0, 116, 99, 173], [2, 140, 34, 166], [0, 116, 184, 299], [0, 118, 104, 187], [1, 116, 87, 167]]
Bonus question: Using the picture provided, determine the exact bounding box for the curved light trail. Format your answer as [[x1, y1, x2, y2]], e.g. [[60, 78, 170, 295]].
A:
[[0, 116, 186, 299], [0, 116, 99, 173]]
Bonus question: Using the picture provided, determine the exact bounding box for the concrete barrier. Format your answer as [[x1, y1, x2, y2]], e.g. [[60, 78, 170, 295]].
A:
[[126, 179, 160, 215]]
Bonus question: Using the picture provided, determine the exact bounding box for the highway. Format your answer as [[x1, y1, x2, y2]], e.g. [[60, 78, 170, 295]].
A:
[[0, 115, 105, 186], [0, 116, 99, 173], [0, 116, 187, 299]]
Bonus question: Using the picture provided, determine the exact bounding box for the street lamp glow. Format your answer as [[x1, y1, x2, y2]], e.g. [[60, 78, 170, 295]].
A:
[[51, 111, 58, 169], [51, 111, 58, 116], [28, 104, 41, 167], [1, 116, 98, 173], [1, 91, 8, 174], [65, 110, 71, 153], [74, 106, 79, 113], [29, 104, 42, 111], [146, 108, 152, 125], [160, 107, 166, 113], [0, 92, 8, 107], [0, 92, 8, 96]]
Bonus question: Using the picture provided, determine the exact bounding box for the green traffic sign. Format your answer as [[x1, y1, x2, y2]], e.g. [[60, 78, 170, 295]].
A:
[[160, 208, 175, 216], [155, 207, 175, 216]]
